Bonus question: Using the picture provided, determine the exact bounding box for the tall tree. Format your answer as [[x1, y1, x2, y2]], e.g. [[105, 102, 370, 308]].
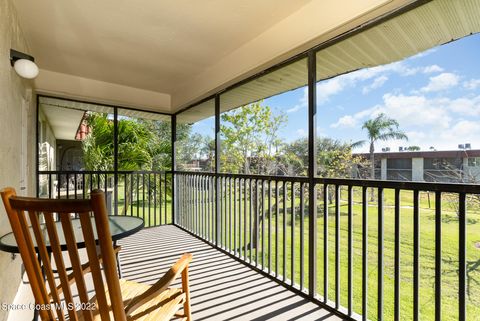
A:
[[139, 119, 172, 171], [354, 113, 408, 199], [220, 101, 285, 175], [200, 136, 215, 171], [280, 137, 367, 178], [220, 101, 286, 251], [176, 123, 215, 172], [282, 137, 369, 203]]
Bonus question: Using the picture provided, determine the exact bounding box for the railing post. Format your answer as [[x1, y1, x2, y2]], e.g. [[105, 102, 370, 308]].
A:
[[459, 192, 466, 321], [35, 95, 40, 197], [378, 187, 384, 321], [113, 107, 118, 215], [307, 50, 317, 297], [215, 95, 221, 246], [172, 114, 177, 225], [435, 191, 442, 321]]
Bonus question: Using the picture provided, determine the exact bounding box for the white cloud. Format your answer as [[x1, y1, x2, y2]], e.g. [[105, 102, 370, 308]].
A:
[[422, 65, 443, 73], [316, 63, 399, 104], [449, 120, 480, 137], [409, 48, 437, 60], [362, 76, 388, 94], [464, 79, 480, 90], [287, 88, 308, 113], [448, 96, 480, 116], [330, 92, 480, 152], [376, 63, 443, 76], [330, 93, 453, 131], [331, 115, 357, 128], [330, 105, 380, 128], [435, 120, 480, 150], [287, 104, 304, 113], [377, 94, 480, 130], [317, 77, 345, 104], [405, 131, 427, 140], [316, 64, 394, 104], [420, 73, 459, 92], [380, 94, 451, 128], [316, 61, 447, 103]]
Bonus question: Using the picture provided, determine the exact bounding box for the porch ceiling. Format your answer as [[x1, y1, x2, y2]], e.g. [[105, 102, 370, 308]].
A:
[[41, 104, 85, 141], [12, 0, 414, 113], [14, 0, 310, 93]]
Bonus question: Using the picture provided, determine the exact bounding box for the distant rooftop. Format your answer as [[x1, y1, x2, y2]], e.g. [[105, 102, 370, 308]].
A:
[[354, 149, 480, 159]]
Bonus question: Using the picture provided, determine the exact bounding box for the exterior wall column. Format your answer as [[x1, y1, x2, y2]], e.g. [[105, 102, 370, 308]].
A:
[[381, 158, 387, 180], [462, 157, 469, 181], [412, 157, 424, 181]]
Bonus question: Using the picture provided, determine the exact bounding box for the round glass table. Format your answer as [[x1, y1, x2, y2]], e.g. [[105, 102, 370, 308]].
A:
[[0, 216, 144, 253]]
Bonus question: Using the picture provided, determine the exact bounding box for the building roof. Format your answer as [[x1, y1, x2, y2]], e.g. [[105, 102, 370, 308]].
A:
[[354, 149, 480, 159]]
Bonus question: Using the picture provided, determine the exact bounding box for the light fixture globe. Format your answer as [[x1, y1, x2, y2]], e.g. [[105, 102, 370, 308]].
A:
[[13, 59, 39, 79]]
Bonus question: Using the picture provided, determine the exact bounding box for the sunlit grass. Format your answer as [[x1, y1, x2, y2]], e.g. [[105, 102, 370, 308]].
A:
[[180, 185, 480, 321]]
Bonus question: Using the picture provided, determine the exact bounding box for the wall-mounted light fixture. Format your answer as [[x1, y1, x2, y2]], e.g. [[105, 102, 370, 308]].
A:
[[10, 49, 39, 79]]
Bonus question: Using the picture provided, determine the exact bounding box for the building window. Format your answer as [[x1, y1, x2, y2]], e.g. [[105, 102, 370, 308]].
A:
[[468, 157, 480, 167]]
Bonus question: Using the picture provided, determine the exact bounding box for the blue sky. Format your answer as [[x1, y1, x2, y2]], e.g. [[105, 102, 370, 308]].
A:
[[192, 33, 480, 153]]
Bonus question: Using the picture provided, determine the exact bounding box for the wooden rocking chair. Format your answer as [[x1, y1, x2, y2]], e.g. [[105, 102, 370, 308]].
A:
[[0, 187, 192, 321]]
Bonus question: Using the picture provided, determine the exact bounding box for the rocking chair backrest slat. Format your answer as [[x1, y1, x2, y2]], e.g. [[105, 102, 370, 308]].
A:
[[44, 211, 78, 321], [60, 213, 93, 321], [28, 210, 66, 321], [79, 213, 112, 321], [90, 191, 126, 321]]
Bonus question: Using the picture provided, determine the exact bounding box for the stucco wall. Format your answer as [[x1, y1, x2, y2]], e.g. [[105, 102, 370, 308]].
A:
[[0, 0, 36, 320]]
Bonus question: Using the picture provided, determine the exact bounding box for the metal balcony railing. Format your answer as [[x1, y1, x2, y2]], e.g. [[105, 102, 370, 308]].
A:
[[37, 169, 480, 320], [37, 170, 172, 227], [174, 171, 480, 321]]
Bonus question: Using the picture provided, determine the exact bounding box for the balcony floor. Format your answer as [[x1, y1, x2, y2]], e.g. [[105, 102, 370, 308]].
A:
[[9, 225, 343, 321], [119, 225, 343, 321]]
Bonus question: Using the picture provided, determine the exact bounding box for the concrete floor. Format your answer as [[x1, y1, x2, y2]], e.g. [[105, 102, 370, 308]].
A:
[[8, 225, 344, 321], [119, 225, 343, 321]]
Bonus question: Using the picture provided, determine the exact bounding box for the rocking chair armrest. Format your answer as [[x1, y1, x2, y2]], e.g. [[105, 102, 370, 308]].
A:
[[125, 253, 192, 316]]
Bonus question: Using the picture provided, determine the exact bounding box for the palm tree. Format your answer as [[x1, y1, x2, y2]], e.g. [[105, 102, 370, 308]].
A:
[[354, 113, 408, 199], [83, 113, 156, 215]]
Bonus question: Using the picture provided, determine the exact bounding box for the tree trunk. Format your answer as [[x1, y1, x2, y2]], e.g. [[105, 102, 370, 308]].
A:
[[252, 181, 259, 250], [244, 162, 260, 255]]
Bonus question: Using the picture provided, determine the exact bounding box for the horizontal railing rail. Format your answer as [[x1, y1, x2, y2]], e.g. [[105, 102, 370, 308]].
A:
[[173, 170, 309, 183], [174, 170, 480, 193], [174, 171, 480, 321]]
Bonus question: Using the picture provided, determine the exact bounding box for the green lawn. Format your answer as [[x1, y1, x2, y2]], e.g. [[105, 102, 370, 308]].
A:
[[114, 181, 173, 227], [181, 186, 480, 321], [109, 180, 480, 320]]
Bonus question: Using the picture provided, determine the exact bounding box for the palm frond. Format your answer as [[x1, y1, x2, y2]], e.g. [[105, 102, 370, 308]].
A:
[[350, 140, 367, 149]]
